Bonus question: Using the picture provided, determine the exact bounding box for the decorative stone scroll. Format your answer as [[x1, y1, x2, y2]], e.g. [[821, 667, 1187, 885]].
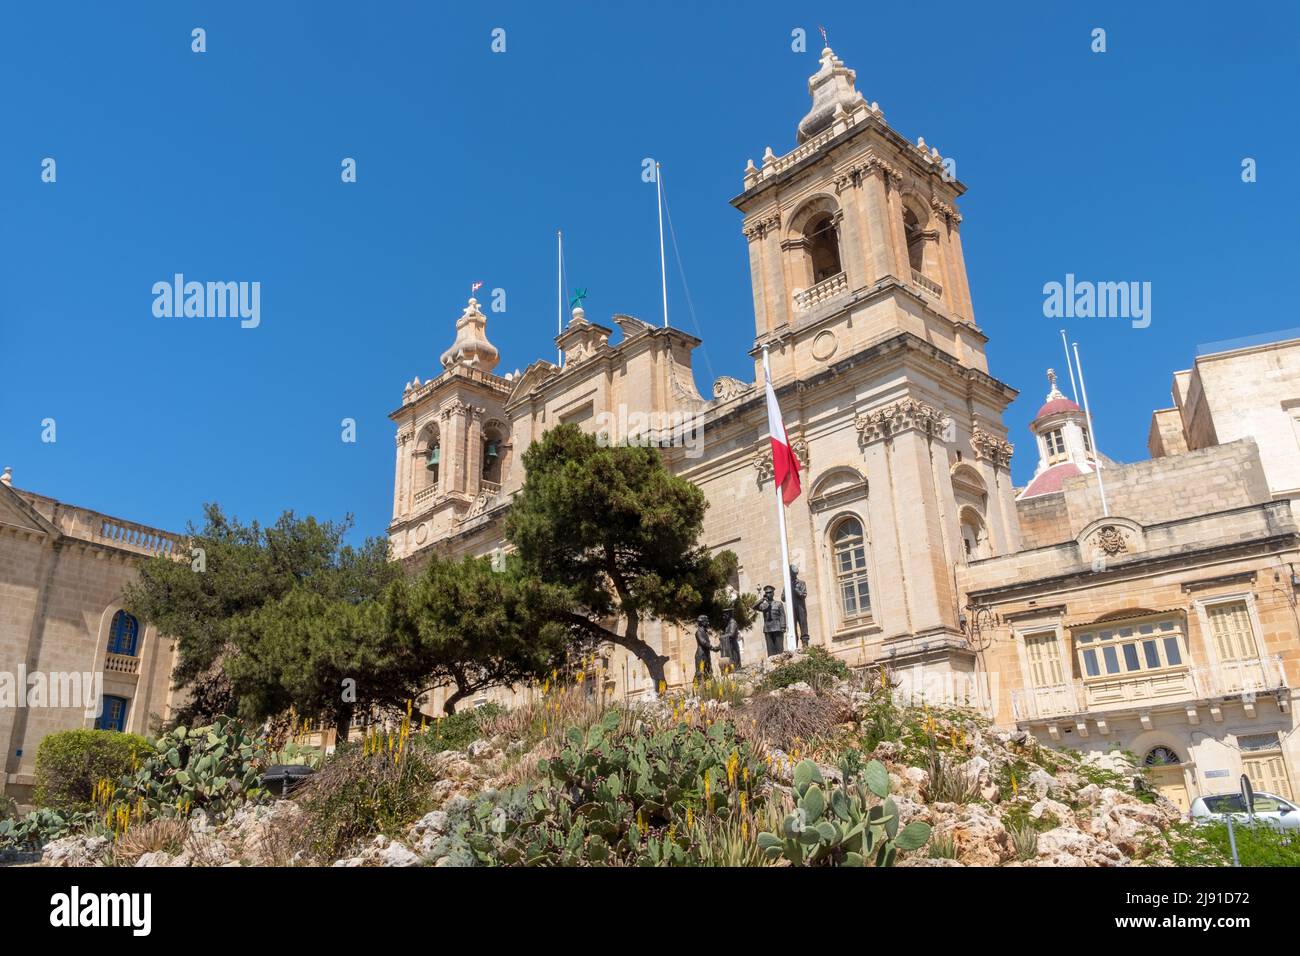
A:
[[930, 196, 963, 225], [752, 436, 810, 486], [712, 376, 753, 402], [970, 426, 1014, 468], [854, 399, 951, 444], [742, 212, 781, 242]]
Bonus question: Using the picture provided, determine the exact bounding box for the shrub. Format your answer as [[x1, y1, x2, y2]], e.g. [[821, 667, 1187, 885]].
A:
[[0, 792, 16, 820], [760, 646, 851, 692], [297, 740, 439, 861], [736, 691, 851, 753], [420, 703, 503, 754], [34, 730, 151, 812], [1169, 821, 1300, 867]]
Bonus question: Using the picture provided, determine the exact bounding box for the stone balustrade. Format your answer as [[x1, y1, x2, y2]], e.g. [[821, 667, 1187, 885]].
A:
[[792, 271, 848, 312]]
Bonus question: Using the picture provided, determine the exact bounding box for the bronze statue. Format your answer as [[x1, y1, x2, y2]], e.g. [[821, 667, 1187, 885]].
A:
[[720, 608, 743, 671], [755, 585, 787, 657], [783, 565, 811, 649], [694, 615, 721, 679]]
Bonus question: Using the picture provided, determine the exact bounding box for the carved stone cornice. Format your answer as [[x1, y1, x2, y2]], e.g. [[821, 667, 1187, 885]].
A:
[[439, 398, 471, 420], [712, 375, 753, 402], [930, 196, 963, 225], [853, 399, 951, 444], [970, 426, 1014, 468], [396, 425, 414, 445], [834, 154, 903, 192], [742, 212, 781, 242]]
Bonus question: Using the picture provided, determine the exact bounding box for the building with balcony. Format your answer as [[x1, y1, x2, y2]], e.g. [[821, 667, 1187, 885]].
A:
[[0, 470, 183, 801]]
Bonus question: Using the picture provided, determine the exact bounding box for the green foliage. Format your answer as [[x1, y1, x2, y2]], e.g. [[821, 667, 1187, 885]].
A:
[[1167, 821, 1300, 867], [0, 792, 15, 820], [386, 554, 572, 714], [926, 746, 981, 805], [122, 504, 399, 725], [758, 758, 931, 866], [759, 646, 851, 692], [0, 806, 102, 850], [452, 710, 766, 866], [34, 730, 152, 812], [298, 743, 440, 861], [267, 740, 324, 769], [420, 704, 503, 753], [113, 717, 269, 821], [1007, 821, 1040, 861], [505, 423, 743, 688], [927, 830, 957, 859]]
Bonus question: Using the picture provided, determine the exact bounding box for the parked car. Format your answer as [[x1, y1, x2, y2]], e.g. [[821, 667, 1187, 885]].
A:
[[1190, 792, 1300, 831]]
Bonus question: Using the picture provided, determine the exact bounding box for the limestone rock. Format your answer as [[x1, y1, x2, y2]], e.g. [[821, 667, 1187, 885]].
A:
[[40, 834, 111, 867]]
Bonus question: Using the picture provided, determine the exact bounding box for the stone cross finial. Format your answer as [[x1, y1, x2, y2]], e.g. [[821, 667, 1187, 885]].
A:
[[1045, 368, 1064, 401]]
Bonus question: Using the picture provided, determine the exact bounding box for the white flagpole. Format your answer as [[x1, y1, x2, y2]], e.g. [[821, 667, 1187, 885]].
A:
[[762, 345, 797, 653], [656, 162, 668, 329], [556, 230, 564, 367], [1059, 328, 1079, 404], [1072, 341, 1109, 517]]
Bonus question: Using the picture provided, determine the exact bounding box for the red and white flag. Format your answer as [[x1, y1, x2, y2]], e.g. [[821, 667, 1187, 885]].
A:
[[470, 280, 484, 295], [764, 363, 801, 505]]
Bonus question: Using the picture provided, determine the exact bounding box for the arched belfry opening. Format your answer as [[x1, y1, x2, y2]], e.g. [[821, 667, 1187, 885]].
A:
[[806, 211, 842, 284]]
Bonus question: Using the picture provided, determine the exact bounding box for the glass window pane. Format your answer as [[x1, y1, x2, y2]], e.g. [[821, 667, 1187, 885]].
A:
[[1163, 637, 1182, 666], [1142, 640, 1161, 669], [1082, 648, 1099, 677], [1122, 643, 1141, 671], [1102, 646, 1120, 674]]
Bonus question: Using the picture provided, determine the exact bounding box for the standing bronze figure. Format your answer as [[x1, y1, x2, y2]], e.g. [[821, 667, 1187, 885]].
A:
[[719, 608, 743, 671], [694, 615, 721, 679], [785, 565, 811, 649], [755, 585, 787, 657]]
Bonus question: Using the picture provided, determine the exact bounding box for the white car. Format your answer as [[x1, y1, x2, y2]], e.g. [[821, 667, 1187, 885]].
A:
[[1189, 791, 1300, 831]]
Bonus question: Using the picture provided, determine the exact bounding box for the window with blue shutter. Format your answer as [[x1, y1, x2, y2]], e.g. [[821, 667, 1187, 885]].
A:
[[107, 610, 140, 656]]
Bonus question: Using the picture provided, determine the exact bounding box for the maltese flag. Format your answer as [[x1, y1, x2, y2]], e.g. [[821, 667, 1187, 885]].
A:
[[764, 362, 801, 505]]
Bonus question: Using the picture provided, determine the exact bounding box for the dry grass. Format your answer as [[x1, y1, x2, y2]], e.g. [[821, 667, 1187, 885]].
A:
[[735, 691, 852, 754]]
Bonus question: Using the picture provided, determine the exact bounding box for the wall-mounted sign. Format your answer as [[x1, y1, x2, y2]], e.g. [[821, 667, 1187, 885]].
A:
[[1204, 769, 1229, 779]]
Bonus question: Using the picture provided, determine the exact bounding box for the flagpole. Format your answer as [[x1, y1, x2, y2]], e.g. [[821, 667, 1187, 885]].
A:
[[656, 162, 668, 329], [556, 230, 564, 367], [1059, 329, 1079, 404], [1072, 341, 1109, 517], [762, 345, 797, 653]]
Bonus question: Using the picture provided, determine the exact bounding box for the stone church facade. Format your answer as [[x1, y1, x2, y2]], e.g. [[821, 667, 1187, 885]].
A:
[[386, 46, 1300, 809], [3, 46, 1296, 812]]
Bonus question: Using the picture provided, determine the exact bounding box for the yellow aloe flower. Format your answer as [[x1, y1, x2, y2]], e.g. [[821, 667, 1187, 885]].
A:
[[1011, 773, 1019, 796], [686, 807, 693, 828]]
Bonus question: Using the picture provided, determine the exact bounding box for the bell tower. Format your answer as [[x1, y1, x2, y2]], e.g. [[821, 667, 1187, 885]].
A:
[[732, 45, 983, 385]]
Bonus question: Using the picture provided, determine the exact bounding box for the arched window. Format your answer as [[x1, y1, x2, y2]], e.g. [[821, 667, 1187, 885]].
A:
[[903, 206, 927, 273], [960, 508, 990, 561], [805, 212, 842, 284], [1144, 746, 1180, 767], [831, 517, 871, 619], [481, 425, 505, 486], [416, 423, 441, 495], [107, 610, 139, 657]]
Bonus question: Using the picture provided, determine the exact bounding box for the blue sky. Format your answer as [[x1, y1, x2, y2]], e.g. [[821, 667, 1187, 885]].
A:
[[2, 1, 1297, 543]]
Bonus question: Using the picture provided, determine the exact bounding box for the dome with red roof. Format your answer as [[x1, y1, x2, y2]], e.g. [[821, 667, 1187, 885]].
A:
[[1032, 369, 1081, 423]]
